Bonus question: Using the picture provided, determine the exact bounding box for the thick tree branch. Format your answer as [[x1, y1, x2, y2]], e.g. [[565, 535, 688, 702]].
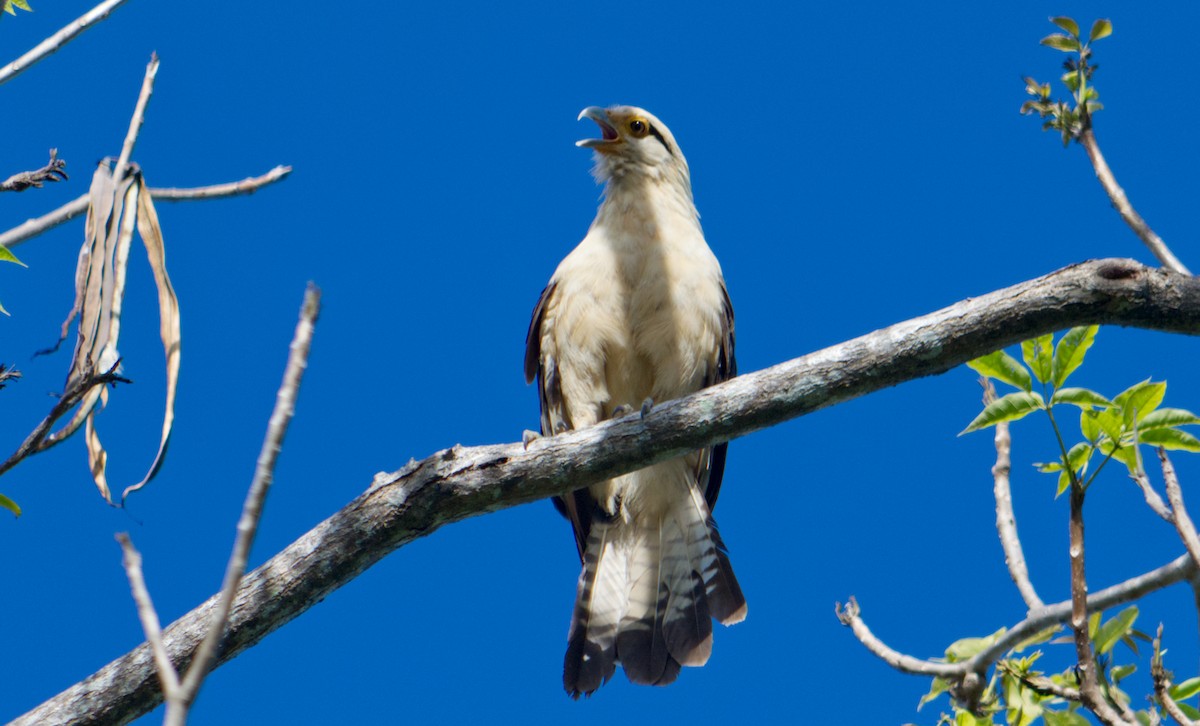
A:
[[15, 258, 1200, 725], [0, 168, 293, 250], [0, 150, 67, 192], [1079, 128, 1191, 275], [0, 0, 131, 87]]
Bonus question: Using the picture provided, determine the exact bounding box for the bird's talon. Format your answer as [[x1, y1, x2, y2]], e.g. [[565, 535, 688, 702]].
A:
[[640, 397, 655, 418], [522, 430, 541, 449], [611, 404, 632, 419]]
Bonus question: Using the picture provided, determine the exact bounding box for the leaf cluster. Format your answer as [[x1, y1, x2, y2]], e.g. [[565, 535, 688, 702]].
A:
[[1021, 17, 1112, 146], [924, 608, 1166, 725], [964, 327, 1200, 496]]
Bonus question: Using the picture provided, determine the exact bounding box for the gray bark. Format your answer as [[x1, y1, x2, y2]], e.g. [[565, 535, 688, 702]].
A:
[[15, 257, 1200, 726]]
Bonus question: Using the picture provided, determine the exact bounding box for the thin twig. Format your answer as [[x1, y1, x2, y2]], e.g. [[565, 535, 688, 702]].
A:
[[1161, 449, 1200, 573], [1079, 128, 1191, 275], [0, 168, 294, 249], [983, 379, 1043, 610], [171, 285, 320, 722], [997, 660, 1081, 702], [114, 55, 160, 184], [834, 598, 966, 678], [149, 166, 293, 200], [0, 150, 67, 192], [1152, 625, 1199, 726], [0, 362, 129, 480], [115, 534, 181, 697], [0, 0, 131, 87], [841, 553, 1197, 700]]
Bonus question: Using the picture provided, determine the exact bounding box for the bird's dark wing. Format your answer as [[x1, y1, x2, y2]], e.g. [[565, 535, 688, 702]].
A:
[[697, 281, 736, 510], [526, 282, 594, 562]]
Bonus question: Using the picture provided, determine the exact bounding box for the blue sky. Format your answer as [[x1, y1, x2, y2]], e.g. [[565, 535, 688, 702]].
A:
[[3, 2, 1200, 724]]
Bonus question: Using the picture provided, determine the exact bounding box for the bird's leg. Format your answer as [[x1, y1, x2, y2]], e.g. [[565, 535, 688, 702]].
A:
[[639, 397, 655, 418]]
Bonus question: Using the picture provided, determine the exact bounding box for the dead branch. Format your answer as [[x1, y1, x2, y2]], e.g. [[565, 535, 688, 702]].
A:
[[14, 258, 1200, 725], [0, 150, 67, 192], [118, 286, 319, 726]]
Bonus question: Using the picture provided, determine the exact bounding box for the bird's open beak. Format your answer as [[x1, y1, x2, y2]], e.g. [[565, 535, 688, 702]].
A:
[[576, 107, 620, 150]]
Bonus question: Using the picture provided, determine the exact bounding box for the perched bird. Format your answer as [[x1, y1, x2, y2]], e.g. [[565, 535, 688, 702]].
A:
[[525, 105, 746, 697]]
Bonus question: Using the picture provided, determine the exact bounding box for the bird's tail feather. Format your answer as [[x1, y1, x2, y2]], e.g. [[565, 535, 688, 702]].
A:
[[563, 483, 745, 695], [564, 526, 623, 698]]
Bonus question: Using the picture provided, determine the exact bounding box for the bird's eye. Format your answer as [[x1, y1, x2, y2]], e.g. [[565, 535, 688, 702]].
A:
[[629, 119, 649, 137]]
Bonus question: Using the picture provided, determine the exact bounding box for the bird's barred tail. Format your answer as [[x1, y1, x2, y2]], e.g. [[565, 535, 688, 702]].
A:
[[563, 492, 745, 697]]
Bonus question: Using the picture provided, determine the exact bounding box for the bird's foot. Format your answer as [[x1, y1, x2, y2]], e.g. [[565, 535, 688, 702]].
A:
[[610, 404, 633, 419], [640, 397, 655, 418], [522, 430, 541, 449]]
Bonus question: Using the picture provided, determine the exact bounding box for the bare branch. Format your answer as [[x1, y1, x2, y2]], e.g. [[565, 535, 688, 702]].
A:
[[114, 55, 160, 183], [15, 258, 1200, 725], [1079, 128, 1191, 275], [149, 166, 293, 201], [984, 379, 1043, 610], [0, 168, 293, 250], [834, 598, 966, 678], [0, 150, 67, 192], [174, 285, 320, 717], [1132, 469, 1174, 523], [996, 659, 1081, 702], [115, 534, 181, 697], [1067, 479, 1132, 724], [0, 0, 131, 87], [1161, 449, 1200, 573]]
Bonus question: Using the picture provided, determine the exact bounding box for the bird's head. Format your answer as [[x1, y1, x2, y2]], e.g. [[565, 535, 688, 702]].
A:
[[577, 105, 690, 187]]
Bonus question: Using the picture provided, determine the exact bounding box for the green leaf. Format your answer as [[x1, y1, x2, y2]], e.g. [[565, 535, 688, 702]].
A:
[[919, 676, 950, 710], [1062, 71, 1081, 93], [1051, 387, 1113, 410], [1180, 703, 1200, 721], [960, 391, 1045, 434], [1023, 335, 1053, 384], [945, 629, 1005, 662], [1100, 439, 1139, 474], [1013, 625, 1061, 652], [1096, 407, 1125, 442], [1089, 18, 1113, 42], [1043, 711, 1092, 726], [1052, 326, 1097, 388], [1140, 408, 1200, 431], [1169, 676, 1200, 701], [1065, 441, 1092, 473], [0, 244, 27, 266], [1036, 461, 1064, 473], [1080, 410, 1100, 443], [1139, 428, 1200, 452], [1051, 16, 1080, 38], [1116, 380, 1166, 426], [968, 350, 1033, 392], [1094, 606, 1138, 655], [1110, 663, 1136, 683], [1041, 33, 1081, 52], [0, 493, 20, 517], [1056, 469, 1070, 496]]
